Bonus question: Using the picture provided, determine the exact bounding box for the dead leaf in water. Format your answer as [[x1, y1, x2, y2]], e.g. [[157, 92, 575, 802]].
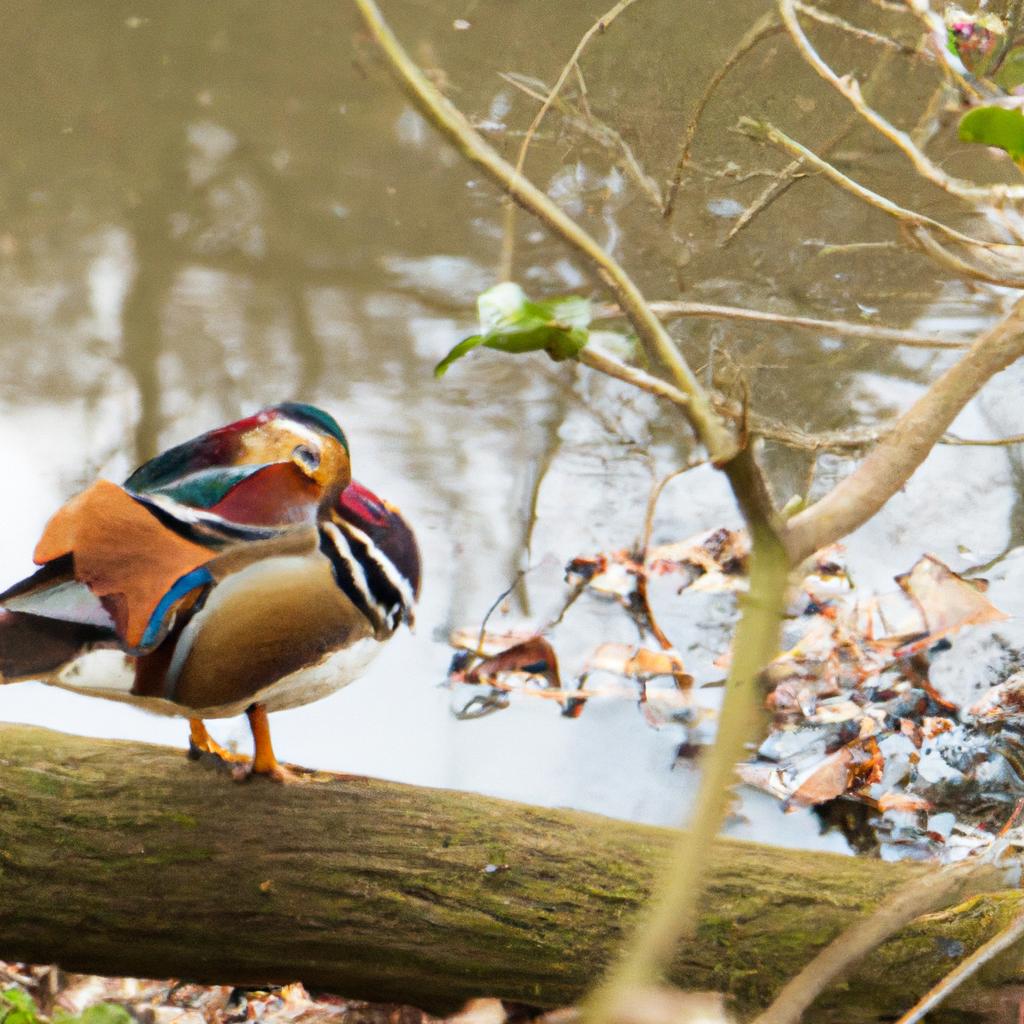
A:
[[892, 555, 1007, 656]]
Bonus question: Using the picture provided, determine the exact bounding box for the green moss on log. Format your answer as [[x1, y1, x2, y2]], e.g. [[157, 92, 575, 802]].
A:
[[0, 724, 1020, 1022]]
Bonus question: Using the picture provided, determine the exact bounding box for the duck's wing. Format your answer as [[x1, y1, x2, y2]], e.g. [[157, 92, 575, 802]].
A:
[[0, 556, 119, 682], [28, 480, 239, 655]]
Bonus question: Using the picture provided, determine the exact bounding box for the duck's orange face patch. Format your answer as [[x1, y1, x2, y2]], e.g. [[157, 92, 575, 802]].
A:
[[210, 462, 321, 525], [34, 480, 214, 650]]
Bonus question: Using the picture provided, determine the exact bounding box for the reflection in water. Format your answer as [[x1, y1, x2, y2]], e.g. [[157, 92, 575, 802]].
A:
[[1, 1, 1022, 853]]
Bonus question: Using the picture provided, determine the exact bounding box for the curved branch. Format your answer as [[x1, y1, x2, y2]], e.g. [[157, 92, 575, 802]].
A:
[[353, 0, 737, 463], [663, 11, 782, 219], [784, 294, 1024, 563]]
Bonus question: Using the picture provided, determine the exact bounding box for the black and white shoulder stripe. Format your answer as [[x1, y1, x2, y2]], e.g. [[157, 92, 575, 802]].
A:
[[318, 518, 416, 639]]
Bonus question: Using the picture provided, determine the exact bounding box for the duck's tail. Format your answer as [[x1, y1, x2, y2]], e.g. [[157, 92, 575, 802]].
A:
[[1, 556, 119, 684], [0, 610, 112, 683]]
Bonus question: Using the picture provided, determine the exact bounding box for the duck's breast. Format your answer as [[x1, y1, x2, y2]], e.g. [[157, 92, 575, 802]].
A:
[[164, 551, 377, 717]]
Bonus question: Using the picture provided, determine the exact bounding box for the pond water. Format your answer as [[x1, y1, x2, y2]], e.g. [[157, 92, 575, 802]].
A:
[[2, 0, 1023, 855]]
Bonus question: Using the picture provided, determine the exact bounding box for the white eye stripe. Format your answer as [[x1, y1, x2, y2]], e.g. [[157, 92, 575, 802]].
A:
[[272, 419, 324, 452]]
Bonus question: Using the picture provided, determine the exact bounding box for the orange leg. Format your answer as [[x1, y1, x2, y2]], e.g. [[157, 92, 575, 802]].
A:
[[188, 718, 249, 764], [245, 703, 299, 783]]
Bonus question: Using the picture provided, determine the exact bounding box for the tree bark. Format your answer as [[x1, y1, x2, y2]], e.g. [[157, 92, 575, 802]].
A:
[[0, 724, 1021, 1022]]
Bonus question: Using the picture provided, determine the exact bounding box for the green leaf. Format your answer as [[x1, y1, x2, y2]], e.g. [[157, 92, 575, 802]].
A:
[[946, 26, 960, 58], [434, 283, 593, 377], [77, 1004, 133, 1024], [54, 1005, 133, 1024], [433, 335, 486, 378], [0, 990, 41, 1024], [959, 105, 1024, 162], [477, 282, 531, 331], [0, 992, 35, 1016]]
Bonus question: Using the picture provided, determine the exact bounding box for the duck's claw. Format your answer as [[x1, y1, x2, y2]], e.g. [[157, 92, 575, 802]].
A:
[[232, 760, 306, 784]]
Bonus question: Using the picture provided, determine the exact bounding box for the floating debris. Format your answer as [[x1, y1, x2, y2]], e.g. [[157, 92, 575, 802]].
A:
[[445, 528, 1022, 861]]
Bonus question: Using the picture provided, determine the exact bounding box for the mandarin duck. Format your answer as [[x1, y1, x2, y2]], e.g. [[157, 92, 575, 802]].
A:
[[0, 403, 420, 781]]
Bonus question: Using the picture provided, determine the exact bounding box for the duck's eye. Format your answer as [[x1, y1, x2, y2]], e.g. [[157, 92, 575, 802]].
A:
[[292, 444, 320, 473]]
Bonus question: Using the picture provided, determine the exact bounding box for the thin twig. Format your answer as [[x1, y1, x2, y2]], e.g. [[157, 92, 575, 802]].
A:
[[779, 0, 1024, 199], [941, 431, 1024, 446], [498, 72, 663, 209], [907, 224, 1024, 288], [594, 300, 971, 349], [636, 465, 699, 682], [577, 346, 689, 406], [794, 0, 915, 53], [584, 345, 889, 453], [354, 0, 738, 464], [743, 412, 885, 453], [739, 118, 1016, 255], [725, 41, 896, 245], [753, 859, 995, 1024], [722, 157, 808, 244], [663, 11, 782, 220], [892, 900, 1024, 1024], [498, 0, 640, 279]]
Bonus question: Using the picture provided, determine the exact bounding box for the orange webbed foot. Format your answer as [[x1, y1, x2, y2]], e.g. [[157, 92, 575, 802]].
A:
[[187, 719, 250, 768], [236, 703, 309, 783]]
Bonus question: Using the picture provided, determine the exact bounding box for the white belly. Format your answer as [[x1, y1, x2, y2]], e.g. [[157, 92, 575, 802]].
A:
[[44, 637, 382, 719]]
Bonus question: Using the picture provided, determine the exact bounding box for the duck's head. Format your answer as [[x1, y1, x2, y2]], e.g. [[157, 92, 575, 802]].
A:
[[125, 402, 352, 525]]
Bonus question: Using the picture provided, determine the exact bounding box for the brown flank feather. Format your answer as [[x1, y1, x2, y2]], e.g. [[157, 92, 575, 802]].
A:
[[33, 480, 214, 649]]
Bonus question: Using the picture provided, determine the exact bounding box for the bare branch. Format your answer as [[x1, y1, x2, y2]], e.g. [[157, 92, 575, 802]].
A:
[[594, 300, 971, 349], [753, 860, 998, 1024], [739, 118, 1016, 255], [636, 466, 700, 684], [794, 1, 917, 53], [784, 294, 1024, 562], [584, 463, 791, 1024], [893, 902, 1024, 1024], [583, 347, 888, 454], [778, 0, 1024, 200], [663, 11, 783, 219], [499, 0, 640, 279], [907, 225, 1024, 288], [941, 431, 1024, 445], [498, 72, 663, 209]]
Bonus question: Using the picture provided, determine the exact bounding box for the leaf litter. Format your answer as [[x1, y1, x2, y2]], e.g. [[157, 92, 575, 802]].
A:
[[0, 966, 529, 1024], [444, 527, 1024, 862]]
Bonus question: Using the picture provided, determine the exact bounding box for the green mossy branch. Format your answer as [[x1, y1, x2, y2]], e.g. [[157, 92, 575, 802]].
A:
[[0, 724, 1020, 1022]]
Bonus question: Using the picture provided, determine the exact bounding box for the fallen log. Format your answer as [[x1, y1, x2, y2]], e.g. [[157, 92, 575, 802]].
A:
[[0, 723, 1021, 1022]]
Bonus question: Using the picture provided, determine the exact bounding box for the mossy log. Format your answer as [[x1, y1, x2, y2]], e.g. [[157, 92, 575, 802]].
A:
[[0, 724, 1022, 1022]]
